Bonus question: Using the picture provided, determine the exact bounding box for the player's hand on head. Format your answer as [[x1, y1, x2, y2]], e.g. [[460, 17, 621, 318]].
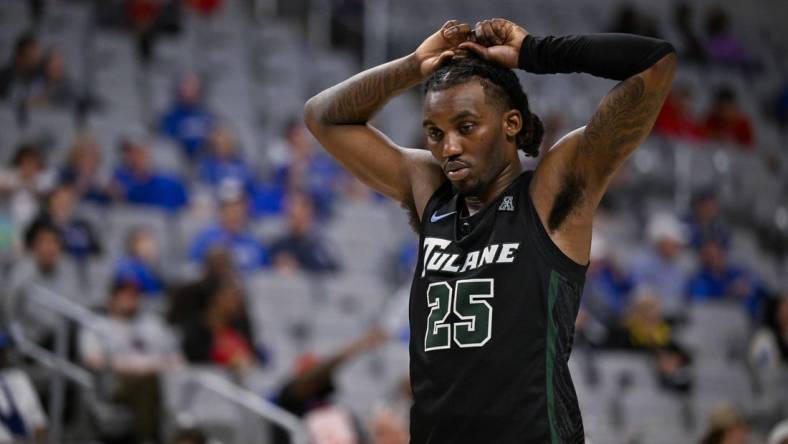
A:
[[458, 18, 529, 69], [415, 20, 473, 76]]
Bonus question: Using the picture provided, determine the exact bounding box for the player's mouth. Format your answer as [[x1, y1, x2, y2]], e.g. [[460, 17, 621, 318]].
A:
[[445, 161, 471, 181]]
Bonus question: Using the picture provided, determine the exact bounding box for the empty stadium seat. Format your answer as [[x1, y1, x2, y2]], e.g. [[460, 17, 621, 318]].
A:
[[676, 302, 750, 360]]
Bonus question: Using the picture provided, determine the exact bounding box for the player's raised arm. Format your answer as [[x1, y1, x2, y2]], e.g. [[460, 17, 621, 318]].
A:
[[461, 19, 676, 201], [303, 21, 472, 216], [460, 19, 676, 263]]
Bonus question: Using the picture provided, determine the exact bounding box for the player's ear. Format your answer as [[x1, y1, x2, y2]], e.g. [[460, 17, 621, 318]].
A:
[[503, 109, 523, 138]]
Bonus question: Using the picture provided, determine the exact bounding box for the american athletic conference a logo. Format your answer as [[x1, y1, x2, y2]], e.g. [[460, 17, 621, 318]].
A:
[[498, 196, 515, 212]]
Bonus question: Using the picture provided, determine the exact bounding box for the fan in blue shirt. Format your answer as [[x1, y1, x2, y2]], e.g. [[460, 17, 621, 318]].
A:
[[112, 138, 188, 213], [113, 227, 166, 295], [197, 125, 255, 191], [687, 239, 768, 319], [269, 193, 339, 273], [160, 73, 215, 159], [189, 194, 268, 273]]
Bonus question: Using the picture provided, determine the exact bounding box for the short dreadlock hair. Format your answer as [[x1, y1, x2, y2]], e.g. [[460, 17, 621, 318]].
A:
[[423, 55, 544, 157]]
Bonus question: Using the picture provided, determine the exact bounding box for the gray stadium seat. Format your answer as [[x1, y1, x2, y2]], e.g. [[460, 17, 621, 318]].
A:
[[22, 108, 75, 160], [245, 271, 315, 371], [319, 272, 389, 322], [676, 302, 750, 360]]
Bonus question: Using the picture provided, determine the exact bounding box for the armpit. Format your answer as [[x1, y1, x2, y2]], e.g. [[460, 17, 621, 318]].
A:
[[400, 196, 422, 235], [547, 172, 586, 233]]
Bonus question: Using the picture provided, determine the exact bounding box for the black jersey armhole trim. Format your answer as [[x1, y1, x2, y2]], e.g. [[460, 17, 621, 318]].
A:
[[523, 175, 589, 282]]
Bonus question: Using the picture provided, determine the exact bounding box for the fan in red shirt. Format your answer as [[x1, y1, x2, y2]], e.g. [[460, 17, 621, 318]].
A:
[[654, 85, 706, 140], [188, 0, 223, 16], [181, 277, 262, 370], [703, 86, 755, 148]]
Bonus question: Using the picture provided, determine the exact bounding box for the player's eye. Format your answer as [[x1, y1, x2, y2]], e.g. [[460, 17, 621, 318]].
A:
[[427, 128, 443, 142], [459, 122, 475, 135]]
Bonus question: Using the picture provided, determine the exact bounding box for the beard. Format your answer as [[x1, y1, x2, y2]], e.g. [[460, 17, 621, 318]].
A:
[[450, 174, 485, 197]]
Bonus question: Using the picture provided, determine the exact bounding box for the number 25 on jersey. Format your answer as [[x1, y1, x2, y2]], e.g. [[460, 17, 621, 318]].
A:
[[425, 278, 494, 351]]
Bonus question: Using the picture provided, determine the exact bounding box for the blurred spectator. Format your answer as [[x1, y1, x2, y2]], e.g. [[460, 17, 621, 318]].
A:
[[249, 181, 286, 217], [0, 144, 56, 245], [272, 327, 386, 443], [687, 238, 767, 318], [0, 332, 47, 444], [26, 50, 77, 109], [655, 341, 694, 394], [269, 120, 344, 217], [59, 133, 111, 205], [180, 277, 262, 370], [111, 136, 189, 212], [749, 296, 788, 373], [371, 408, 409, 444], [171, 427, 207, 444], [304, 406, 359, 444], [197, 124, 255, 192], [674, 2, 706, 63], [28, 0, 44, 25], [160, 73, 215, 159], [608, 4, 659, 37], [769, 419, 788, 444], [703, 87, 754, 147], [189, 193, 268, 273], [699, 404, 750, 444], [187, 0, 224, 16], [0, 32, 42, 101], [95, 0, 180, 62], [611, 287, 672, 350], [600, 286, 695, 392], [582, 236, 634, 327], [685, 188, 730, 250], [704, 7, 755, 69], [630, 213, 690, 318], [127, 0, 163, 64], [79, 280, 181, 444], [7, 219, 80, 344], [168, 247, 234, 328], [330, 0, 364, 60], [654, 86, 706, 140], [114, 227, 166, 295], [269, 192, 340, 274], [31, 183, 102, 260]]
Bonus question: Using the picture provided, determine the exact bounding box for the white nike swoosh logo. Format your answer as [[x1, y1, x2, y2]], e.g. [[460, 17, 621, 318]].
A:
[[430, 211, 456, 223]]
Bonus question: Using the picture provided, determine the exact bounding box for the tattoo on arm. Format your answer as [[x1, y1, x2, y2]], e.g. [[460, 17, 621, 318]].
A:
[[317, 55, 422, 125], [580, 75, 664, 177]]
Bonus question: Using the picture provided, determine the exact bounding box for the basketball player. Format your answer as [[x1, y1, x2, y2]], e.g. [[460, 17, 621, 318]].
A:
[[304, 18, 675, 443]]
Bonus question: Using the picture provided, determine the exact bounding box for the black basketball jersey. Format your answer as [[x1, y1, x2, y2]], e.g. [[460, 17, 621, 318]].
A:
[[408, 171, 588, 444]]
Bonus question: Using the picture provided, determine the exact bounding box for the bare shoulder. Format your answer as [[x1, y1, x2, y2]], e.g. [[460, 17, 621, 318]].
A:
[[401, 148, 445, 220]]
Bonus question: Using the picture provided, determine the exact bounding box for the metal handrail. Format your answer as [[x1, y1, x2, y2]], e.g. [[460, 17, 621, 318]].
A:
[[8, 284, 113, 384], [183, 371, 309, 444], [6, 284, 118, 444], [7, 322, 94, 389], [8, 284, 309, 444]]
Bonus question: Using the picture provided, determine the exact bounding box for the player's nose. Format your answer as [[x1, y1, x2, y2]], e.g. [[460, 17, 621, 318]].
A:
[[441, 133, 463, 158]]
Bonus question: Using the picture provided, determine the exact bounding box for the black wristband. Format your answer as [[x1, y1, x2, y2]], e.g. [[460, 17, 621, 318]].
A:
[[517, 33, 675, 81]]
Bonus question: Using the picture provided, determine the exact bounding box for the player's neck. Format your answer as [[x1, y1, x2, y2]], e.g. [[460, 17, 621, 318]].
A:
[[464, 161, 523, 216]]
